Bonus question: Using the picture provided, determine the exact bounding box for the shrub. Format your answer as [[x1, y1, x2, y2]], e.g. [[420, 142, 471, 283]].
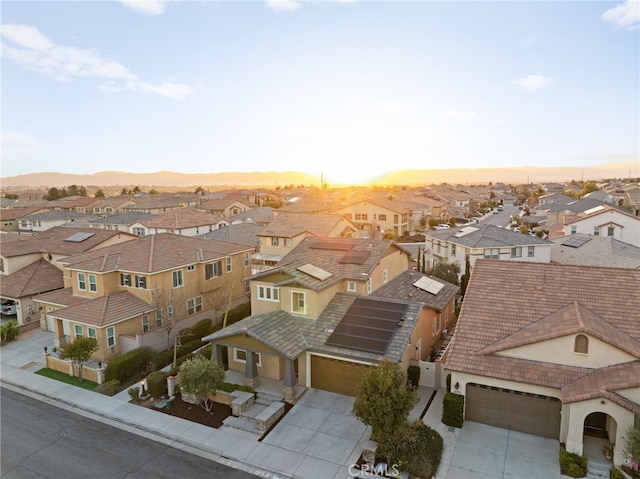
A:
[[146, 370, 169, 399], [442, 392, 464, 428], [560, 449, 587, 478], [224, 302, 251, 327], [610, 466, 625, 479], [407, 365, 420, 389], [104, 379, 121, 396], [0, 321, 19, 344], [105, 346, 153, 383], [218, 382, 254, 394], [128, 386, 140, 402], [179, 318, 214, 343]]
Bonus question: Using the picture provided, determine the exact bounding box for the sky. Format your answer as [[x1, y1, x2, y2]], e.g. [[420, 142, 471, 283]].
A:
[[1, 0, 639, 186]]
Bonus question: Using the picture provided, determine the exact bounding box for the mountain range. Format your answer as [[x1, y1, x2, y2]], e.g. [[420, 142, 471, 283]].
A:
[[1, 161, 637, 189]]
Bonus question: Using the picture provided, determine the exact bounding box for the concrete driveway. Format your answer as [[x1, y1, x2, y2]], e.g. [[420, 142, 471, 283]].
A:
[[445, 421, 560, 479]]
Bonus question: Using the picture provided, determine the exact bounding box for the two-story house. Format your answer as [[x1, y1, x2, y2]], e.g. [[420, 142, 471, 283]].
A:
[[330, 198, 410, 238], [199, 197, 254, 218], [446, 260, 640, 467], [561, 204, 640, 247], [33, 233, 254, 362], [424, 224, 552, 280], [0, 227, 137, 326], [203, 237, 458, 400], [0, 206, 50, 232], [19, 210, 91, 232], [129, 209, 229, 237]]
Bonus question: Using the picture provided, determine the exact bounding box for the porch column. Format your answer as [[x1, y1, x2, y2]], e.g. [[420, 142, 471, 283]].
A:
[[244, 350, 259, 388], [282, 357, 297, 404], [210, 343, 224, 366]]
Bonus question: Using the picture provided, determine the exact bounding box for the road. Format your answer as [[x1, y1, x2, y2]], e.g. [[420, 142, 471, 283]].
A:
[[1, 387, 256, 479], [479, 204, 521, 228]]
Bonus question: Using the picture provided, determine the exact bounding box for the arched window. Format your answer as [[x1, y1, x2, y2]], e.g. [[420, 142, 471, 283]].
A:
[[574, 334, 589, 354]]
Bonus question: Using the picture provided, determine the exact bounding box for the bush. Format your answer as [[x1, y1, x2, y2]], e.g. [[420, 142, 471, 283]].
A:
[[0, 321, 19, 344], [407, 365, 420, 389], [224, 302, 251, 327], [560, 449, 587, 478], [610, 466, 625, 479], [146, 370, 169, 398], [105, 346, 153, 383], [128, 386, 140, 402], [104, 379, 121, 396], [179, 318, 213, 342], [218, 382, 254, 394], [442, 392, 464, 428]]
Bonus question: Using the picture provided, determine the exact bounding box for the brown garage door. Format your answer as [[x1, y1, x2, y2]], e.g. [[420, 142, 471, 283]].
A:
[[311, 355, 370, 397], [465, 383, 561, 438]]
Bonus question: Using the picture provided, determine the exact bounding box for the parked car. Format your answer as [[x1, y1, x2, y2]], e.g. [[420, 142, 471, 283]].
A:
[[434, 224, 451, 230], [1, 300, 16, 315]]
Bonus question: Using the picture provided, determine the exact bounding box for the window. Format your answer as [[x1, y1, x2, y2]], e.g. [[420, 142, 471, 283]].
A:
[[257, 285, 279, 301], [233, 348, 262, 366], [167, 306, 174, 320], [607, 226, 614, 237], [187, 264, 195, 272], [394, 214, 399, 224], [367, 279, 372, 294], [244, 252, 250, 267], [75, 324, 83, 337], [379, 214, 387, 221], [570, 226, 577, 234], [205, 261, 223, 279], [135, 275, 147, 289], [88, 274, 97, 293], [574, 334, 589, 354], [226, 257, 232, 273], [528, 246, 535, 257], [142, 315, 149, 332], [187, 296, 203, 315], [284, 238, 292, 247], [132, 227, 145, 236], [511, 246, 522, 258], [484, 248, 499, 259], [355, 213, 368, 221], [347, 281, 356, 292], [291, 291, 306, 314], [271, 237, 279, 246], [78, 272, 86, 291], [383, 269, 388, 283], [451, 244, 456, 256], [172, 269, 184, 288], [107, 327, 115, 347], [120, 273, 132, 286], [593, 226, 600, 236], [156, 310, 163, 327], [88, 328, 97, 339], [432, 314, 441, 336]]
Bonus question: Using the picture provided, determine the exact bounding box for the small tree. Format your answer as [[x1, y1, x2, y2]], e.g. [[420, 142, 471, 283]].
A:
[[178, 355, 225, 412], [429, 261, 460, 285], [352, 360, 418, 442], [59, 337, 98, 382], [624, 425, 640, 464]]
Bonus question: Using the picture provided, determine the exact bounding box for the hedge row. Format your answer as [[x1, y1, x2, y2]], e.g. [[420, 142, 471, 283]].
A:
[[560, 449, 587, 478], [442, 392, 464, 428], [105, 347, 153, 383]]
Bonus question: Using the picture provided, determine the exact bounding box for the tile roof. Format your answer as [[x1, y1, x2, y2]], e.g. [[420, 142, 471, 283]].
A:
[[0, 259, 64, 298], [249, 236, 407, 291], [550, 234, 640, 269], [138, 209, 227, 229], [258, 213, 350, 238], [48, 290, 154, 327], [60, 232, 252, 274], [229, 207, 276, 225], [0, 206, 49, 221], [88, 212, 155, 226], [425, 224, 549, 248], [198, 223, 263, 247], [21, 210, 89, 221], [446, 260, 640, 403], [0, 227, 136, 258], [371, 270, 459, 312], [34, 287, 91, 308]]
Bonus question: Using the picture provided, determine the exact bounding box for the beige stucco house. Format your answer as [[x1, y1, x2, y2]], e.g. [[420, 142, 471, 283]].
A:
[[446, 260, 640, 467]]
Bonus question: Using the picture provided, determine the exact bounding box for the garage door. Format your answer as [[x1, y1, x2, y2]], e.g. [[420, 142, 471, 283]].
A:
[[310, 355, 370, 397], [465, 383, 561, 438]]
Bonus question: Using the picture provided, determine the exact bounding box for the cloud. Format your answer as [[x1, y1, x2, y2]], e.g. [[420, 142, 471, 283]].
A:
[[0, 24, 193, 99], [266, 0, 302, 12], [118, 0, 167, 16], [0, 130, 41, 160], [440, 110, 479, 121], [602, 0, 640, 31], [511, 74, 555, 92]]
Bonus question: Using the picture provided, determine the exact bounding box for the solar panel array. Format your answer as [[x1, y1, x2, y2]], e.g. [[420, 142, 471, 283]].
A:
[[413, 276, 445, 295], [309, 241, 353, 251], [297, 263, 333, 281], [64, 232, 95, 243], [325, 297, 408, 354], [339, 250, 371, 265], [562, 236, 592, 248]]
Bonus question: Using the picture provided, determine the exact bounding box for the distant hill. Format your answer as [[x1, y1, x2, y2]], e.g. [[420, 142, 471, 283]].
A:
[[0, 161, 637, 188]]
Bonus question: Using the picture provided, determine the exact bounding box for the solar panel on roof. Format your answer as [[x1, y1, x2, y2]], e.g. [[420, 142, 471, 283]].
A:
[[453, 226, 478, 238], [562, 236, 592, 248], [339, 250, 371, 264], [297, 263, 333, 281], [413, 276, 445, 295], [309, 241, 353, 251], [64, 232, 95, 243], [325, 297, 407, 354]]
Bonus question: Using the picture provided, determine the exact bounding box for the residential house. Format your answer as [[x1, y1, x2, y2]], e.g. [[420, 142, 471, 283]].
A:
[[0, 227, 136, 325], [199, 196, 254, 218], [560, 204, 640, 247], [198, 223, 263, 273], [624, 187, 640, 216], [121, 195, 201, 215], [541, 197, 610, 229], [0, 206, 50, 233], [424, 224, 552, 280], [550, 234, 640, 269], [203, 236, 423, 398], [33, 233, 254, 362], [86, 212, 156, 233], [446, 260, 640, 466], [229, 206, 276, 226], [129, 209, 229, 237], [330, 198, 411, 237], [255, 213, 360, 269], [19, 210, 91, 232], [92, 196, 138, 216]]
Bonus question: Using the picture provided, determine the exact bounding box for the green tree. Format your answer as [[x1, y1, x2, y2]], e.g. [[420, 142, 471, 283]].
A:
[[428, 218, 440, 229], [429, 261, 460, 285], [178, 355, 225, 412], [624, 425, 640, 463], [94, 189, 106, 198], [149, 188, 159, 195], [352, 360, 418, 442], [4, 193, 19, 199], [59, 337, 98, 382], [44, 187, 68, 201]]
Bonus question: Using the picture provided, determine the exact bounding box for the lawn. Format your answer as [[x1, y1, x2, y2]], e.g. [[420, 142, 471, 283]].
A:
[[35, 368, 98, 390]]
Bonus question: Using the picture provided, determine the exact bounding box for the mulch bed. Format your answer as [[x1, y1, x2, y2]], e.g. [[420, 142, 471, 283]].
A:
[[147, 394, 232, 428]]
